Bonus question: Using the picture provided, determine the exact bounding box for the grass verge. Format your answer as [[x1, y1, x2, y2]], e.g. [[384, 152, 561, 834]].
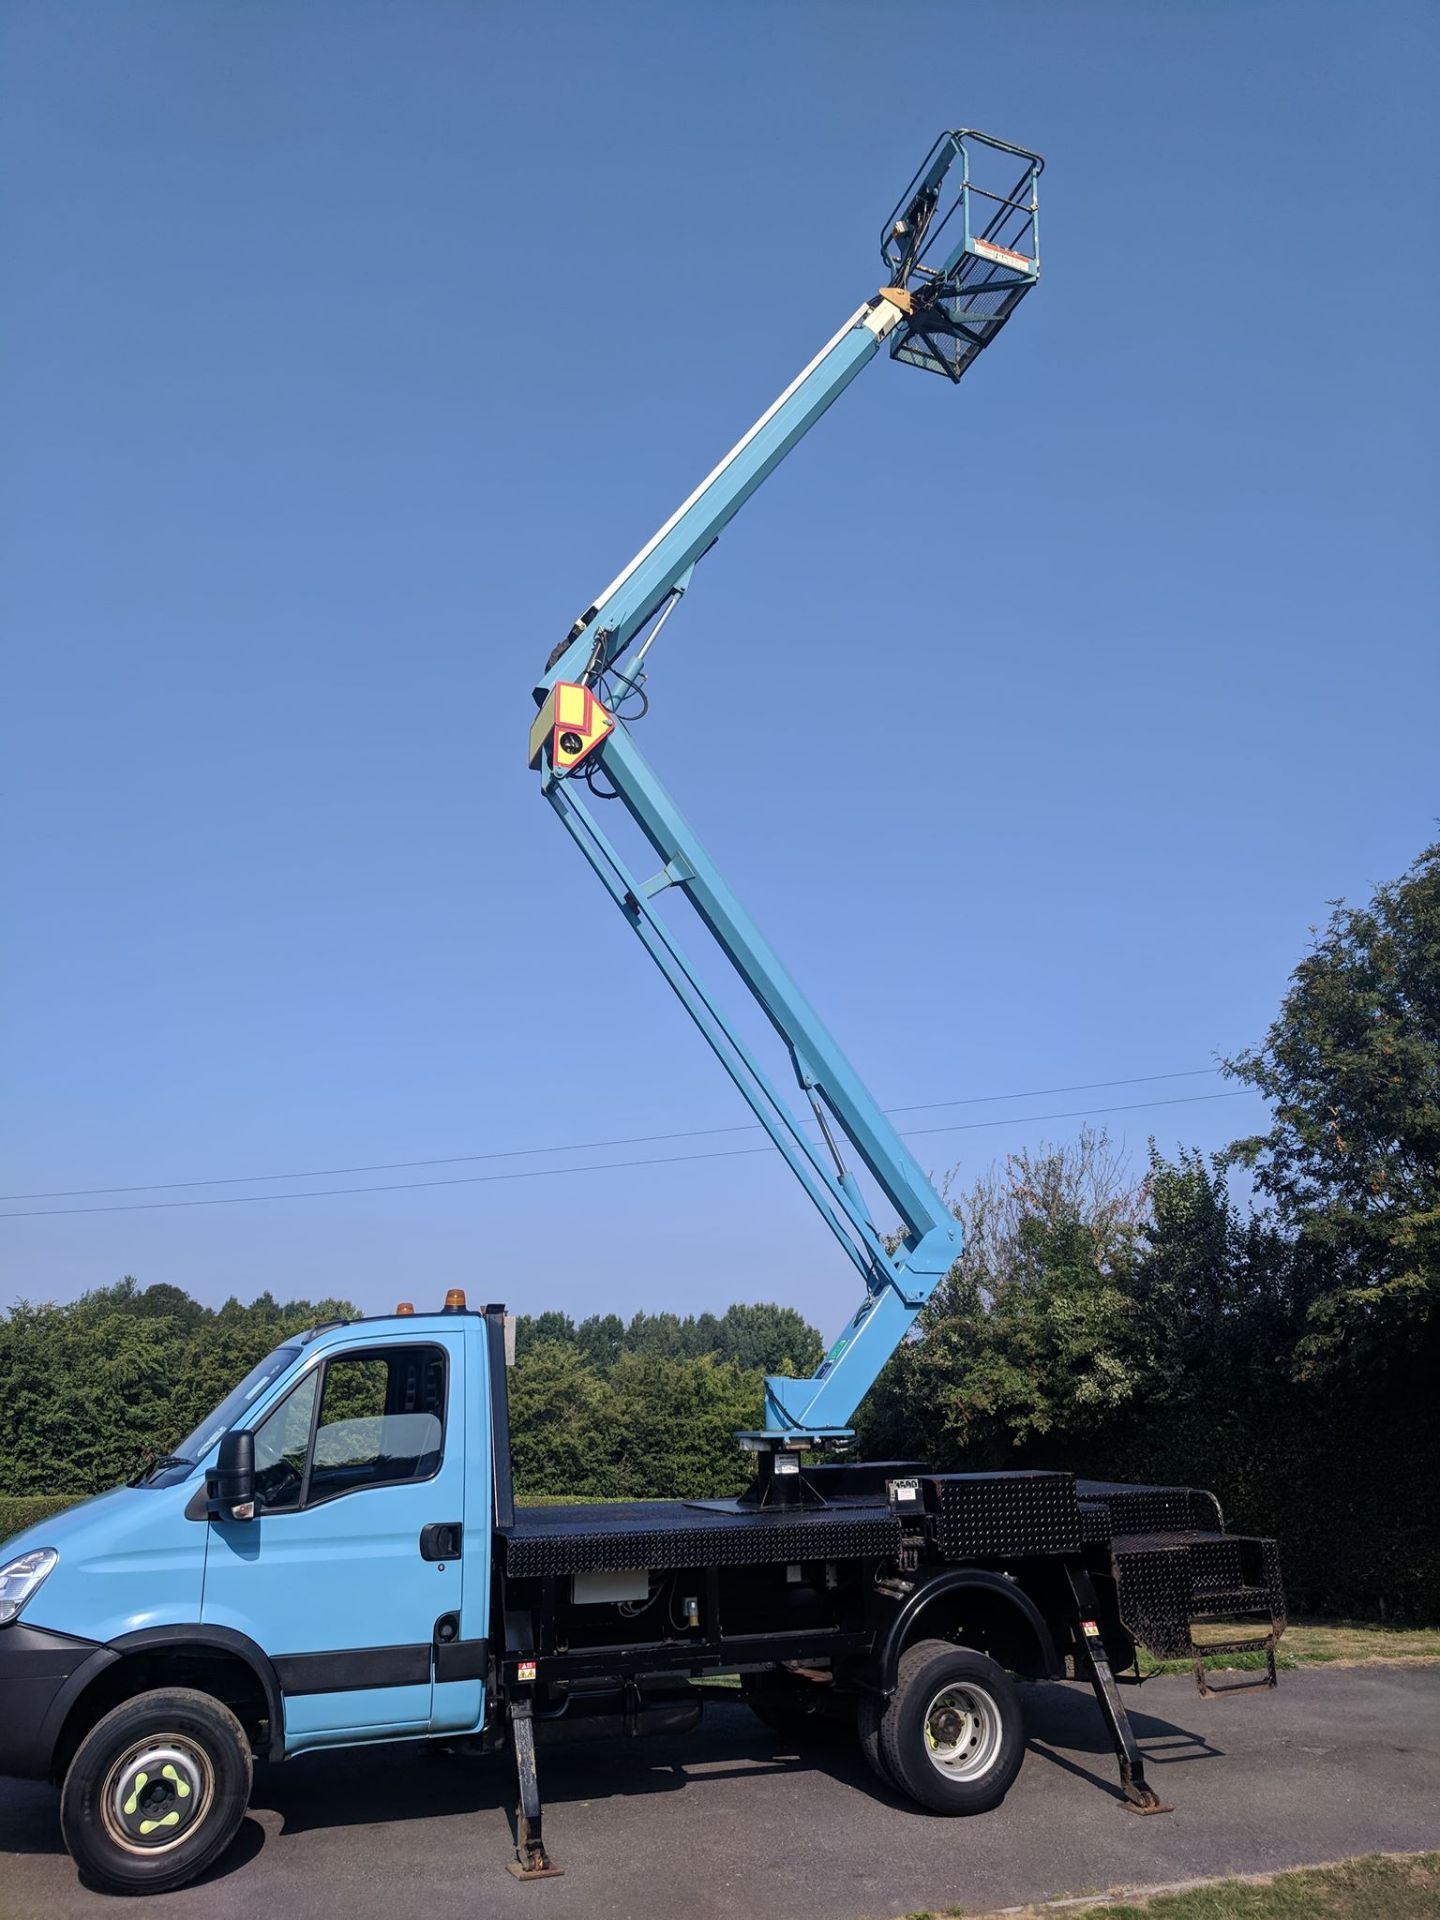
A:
[[1136, 1620, 1440, 1678], [903, 1850, 1440, 1918]]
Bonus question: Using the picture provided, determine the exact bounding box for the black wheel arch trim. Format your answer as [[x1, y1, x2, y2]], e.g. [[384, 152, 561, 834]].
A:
[[875, 1568, 1062, 1690], [86, 1625, 288, 1761]]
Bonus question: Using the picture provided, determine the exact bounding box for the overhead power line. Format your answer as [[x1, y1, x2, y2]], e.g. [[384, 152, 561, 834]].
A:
[[1, 1068, 1222, 1203], [1, 1088, 1242, 1220]]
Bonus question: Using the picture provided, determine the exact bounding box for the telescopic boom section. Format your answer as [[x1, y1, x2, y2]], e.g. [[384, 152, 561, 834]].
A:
[[530, 132, 1042, 1447]]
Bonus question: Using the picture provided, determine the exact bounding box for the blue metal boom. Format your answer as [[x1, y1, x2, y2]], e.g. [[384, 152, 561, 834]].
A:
[[530, 132, 1042, 1446]]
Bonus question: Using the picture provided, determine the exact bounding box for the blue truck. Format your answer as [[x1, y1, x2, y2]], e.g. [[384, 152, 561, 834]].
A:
[[0, 133, 1286, 1895]]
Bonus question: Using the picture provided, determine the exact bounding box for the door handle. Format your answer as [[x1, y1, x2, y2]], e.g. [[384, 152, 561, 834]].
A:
[[420, 1522, 463, 1561]]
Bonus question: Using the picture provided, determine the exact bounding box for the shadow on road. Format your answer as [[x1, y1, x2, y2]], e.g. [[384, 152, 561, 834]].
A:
[[0, 1778, 63, 1857], [0, 1685, 1221, 1878], [1019, 1680, 1222, 1804], [0, 1782, 266, 1892], [261, 1706, 844, 1838], [255, 1687, 1218, 1833]]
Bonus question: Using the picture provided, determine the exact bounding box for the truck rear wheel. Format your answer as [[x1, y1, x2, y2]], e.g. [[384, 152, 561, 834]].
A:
[[60, 1686, 253, 1895], [859, 1639, 1024, 1814]]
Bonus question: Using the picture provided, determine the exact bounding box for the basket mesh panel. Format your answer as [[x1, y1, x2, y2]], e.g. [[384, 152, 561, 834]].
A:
[[892, 249, 1036, 383]]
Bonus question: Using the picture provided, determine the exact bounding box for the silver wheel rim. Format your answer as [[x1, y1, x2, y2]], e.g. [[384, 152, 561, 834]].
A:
[[100, 1736, 214, 1855], [921, 1681, 1003, 1781]]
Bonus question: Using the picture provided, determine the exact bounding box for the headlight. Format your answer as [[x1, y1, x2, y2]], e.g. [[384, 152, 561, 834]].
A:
[[0, 1548, 58, 1625]]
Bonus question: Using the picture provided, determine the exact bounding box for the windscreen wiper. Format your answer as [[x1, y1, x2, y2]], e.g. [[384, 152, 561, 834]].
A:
[[129, 1454, 195, 1487]]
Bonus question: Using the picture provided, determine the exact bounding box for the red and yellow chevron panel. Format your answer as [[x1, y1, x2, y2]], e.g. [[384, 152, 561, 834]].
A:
[[528, 681, 614, 772]]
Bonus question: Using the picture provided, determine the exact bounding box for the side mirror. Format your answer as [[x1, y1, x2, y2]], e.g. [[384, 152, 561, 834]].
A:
[[207, 1429, 257, 1521]]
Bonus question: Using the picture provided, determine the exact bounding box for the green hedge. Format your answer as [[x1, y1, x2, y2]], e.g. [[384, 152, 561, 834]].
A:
[[0, 1492, 87, 1550], [6, 1388, 1435, 1622], [1035, 1376, 1440, 1624]]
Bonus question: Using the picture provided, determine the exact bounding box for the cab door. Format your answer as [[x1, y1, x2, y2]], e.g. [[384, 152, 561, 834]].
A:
[[202, 1330, 466, 1750]]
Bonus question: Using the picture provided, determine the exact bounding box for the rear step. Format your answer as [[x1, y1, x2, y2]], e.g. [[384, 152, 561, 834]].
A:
[[1190, 1638, 1278, 1696], [1190, 1594, 1281, 1695]]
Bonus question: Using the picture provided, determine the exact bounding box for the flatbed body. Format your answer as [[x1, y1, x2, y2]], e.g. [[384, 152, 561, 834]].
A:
[[491, 1427, 1285, 1704]]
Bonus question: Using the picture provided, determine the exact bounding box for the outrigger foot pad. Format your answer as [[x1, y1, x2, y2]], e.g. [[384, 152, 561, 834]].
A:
[[506, 1837, 564, 1880], [1120, 1784, 1173, 1816]]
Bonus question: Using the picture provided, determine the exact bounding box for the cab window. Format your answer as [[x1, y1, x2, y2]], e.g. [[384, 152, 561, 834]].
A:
[[306, 1346, 446, 1504], [249, 1345, 445, 1511], [252, 1370, 319, 1511]]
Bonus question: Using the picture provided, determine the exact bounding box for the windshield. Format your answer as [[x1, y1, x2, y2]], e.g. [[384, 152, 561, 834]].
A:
[[139, 1344, 305, 1487]]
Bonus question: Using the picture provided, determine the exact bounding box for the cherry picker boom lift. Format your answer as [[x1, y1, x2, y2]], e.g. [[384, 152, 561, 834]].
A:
[[530, 130, 1046, 1459], [0, 133, 1286, 1898], [521, 126, 1287, 1852]]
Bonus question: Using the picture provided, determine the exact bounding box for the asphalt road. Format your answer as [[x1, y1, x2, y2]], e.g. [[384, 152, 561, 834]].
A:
[[2, 1668, 1438, 1920]]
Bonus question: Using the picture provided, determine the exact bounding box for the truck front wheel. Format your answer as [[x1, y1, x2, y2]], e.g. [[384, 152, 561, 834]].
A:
[[60, 1687, 253, 1895], [858, 1639, 1024, 1815]]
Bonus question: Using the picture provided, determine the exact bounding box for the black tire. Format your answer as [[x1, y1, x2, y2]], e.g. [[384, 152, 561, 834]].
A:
[[60, 1687, 253, 1895], [856, 1689, 899, 1787], [857, 1637, 964, 1790], [869, 1639, 1024, 1815]]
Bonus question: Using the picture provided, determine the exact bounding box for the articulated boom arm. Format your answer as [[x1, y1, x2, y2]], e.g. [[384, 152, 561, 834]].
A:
[[530, 132, 1042, 1445]]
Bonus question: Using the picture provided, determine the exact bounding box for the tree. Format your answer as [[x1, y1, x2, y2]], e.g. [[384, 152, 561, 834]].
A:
[[713, 1303, 824, 1375], [0, 1280, 355, 1495], [603, 1352, 757, 1498], [1225, 840, 1440, 1379], [507, 1341, 615, 1499], [862, 1129, 1151, 1461], [575, 1313, 625, 1368], [511, 1302, 825, 1374], [1130, 1146, 1300, 1400], [623, 1311, 687, 1357], [513, 1310, 577, 1357]]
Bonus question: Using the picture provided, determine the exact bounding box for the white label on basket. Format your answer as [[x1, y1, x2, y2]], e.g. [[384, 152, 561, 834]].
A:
[[972, 238, 1032, 271]]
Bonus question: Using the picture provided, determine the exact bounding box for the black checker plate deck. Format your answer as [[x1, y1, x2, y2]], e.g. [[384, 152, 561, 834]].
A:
[[503, 1499, 901, 1578], [1111, 1529, 1286, 1660], [1075, 1479, 1221, 1536], [1079, 1501, 1112, 1544], [1119, 1531, 1247, 1595], [922, 1470, 1082, 1557]]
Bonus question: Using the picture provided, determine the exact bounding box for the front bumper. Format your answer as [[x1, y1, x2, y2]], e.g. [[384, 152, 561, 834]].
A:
[[0, 1621, 111, 1780]]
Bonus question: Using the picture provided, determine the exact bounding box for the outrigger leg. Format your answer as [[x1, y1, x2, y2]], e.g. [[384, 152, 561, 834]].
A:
[[1065, 1564, 1171, 1815], [505, 1696, 564, 1879]]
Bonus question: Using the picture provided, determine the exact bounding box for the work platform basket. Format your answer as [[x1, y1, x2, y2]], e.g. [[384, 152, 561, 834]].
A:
[[882, 129, 1042, 384]]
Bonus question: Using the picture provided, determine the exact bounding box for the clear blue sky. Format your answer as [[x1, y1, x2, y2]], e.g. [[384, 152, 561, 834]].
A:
[[3, 1, 1436, 1334]]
